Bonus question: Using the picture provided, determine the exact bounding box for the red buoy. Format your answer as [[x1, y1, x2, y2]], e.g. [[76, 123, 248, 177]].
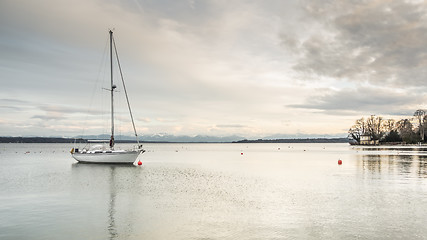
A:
[[241, 152, 243, 155], [138, 160, 142, 166], [338, 159, 342, 165]]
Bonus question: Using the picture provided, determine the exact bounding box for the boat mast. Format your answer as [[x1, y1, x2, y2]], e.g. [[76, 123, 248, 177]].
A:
[[109, 30, 115, 149]]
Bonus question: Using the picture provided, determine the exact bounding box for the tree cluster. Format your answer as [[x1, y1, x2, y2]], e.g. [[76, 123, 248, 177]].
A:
[[348, 110, 427, 144]]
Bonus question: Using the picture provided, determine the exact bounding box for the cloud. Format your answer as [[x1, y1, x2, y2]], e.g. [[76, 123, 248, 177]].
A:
[[31, 114, 65, 121], [281, 0, 427, 87], [39, 105, 104, 116], [137, 117, 151, 123], [1, 0, 425, 138], [216, 124, 246, 128], [0, 98, 104, 116], [288, 86, 423, 116]]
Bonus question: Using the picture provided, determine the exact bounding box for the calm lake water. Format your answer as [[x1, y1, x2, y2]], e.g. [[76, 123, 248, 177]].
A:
[[0, 143, 426, 239]]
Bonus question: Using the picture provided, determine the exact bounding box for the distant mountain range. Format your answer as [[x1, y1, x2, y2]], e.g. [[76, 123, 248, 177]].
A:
[[73, 134, 244, 143], [233, 138, 348, 143], [77, 133, 346, 142], [0, 134, 348, 143]]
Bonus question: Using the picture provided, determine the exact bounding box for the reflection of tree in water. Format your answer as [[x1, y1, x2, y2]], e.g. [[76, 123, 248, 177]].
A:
[[359, 155, 383, 174], [417, 156, 427, 177], [357, 154, 427, 178], [108, 166, 118, 240], [398, 155, 414, 174]]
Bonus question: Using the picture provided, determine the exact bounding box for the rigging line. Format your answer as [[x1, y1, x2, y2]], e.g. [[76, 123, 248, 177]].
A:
[[82, 34, 110, 137], [112, 35, 140, 145]]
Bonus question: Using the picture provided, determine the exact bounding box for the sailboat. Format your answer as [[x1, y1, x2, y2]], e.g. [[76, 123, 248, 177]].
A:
[[71, 30, 145, 164]]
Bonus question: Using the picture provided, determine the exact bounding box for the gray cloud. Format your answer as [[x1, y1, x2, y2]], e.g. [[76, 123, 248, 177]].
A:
[[39, 105, 104, 116], [288, 86, 422, 116], [0, 98, 104, 116], [31, 114, 65, 121], [281, 0, 427, 87]]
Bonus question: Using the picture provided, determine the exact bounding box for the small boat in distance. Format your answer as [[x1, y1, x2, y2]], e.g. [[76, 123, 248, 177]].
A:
[[71, 30, 145, 164]]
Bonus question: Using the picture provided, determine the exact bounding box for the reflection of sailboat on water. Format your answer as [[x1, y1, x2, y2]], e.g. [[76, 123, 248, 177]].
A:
[[71, 30, 144, 164], [71, 163, 136, 239], [107, 166, 118, 240]]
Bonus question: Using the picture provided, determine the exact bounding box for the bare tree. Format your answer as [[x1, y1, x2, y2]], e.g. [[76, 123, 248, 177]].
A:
[[397, 119, 419, 144], [414, 109, 426, 142], [383, 119, 396, 132], [348, 117, 365, 144], [365, 115, 383, 141]]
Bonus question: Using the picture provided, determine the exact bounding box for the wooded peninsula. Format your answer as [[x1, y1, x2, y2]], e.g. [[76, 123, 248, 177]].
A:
[[348, 109, 427, 145]]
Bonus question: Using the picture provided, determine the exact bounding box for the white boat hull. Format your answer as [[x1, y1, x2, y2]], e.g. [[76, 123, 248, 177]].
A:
[[72, 150, 142, 164]]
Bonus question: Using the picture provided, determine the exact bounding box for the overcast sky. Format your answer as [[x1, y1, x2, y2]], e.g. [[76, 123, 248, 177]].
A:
[[1, 0, 427, 138]]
